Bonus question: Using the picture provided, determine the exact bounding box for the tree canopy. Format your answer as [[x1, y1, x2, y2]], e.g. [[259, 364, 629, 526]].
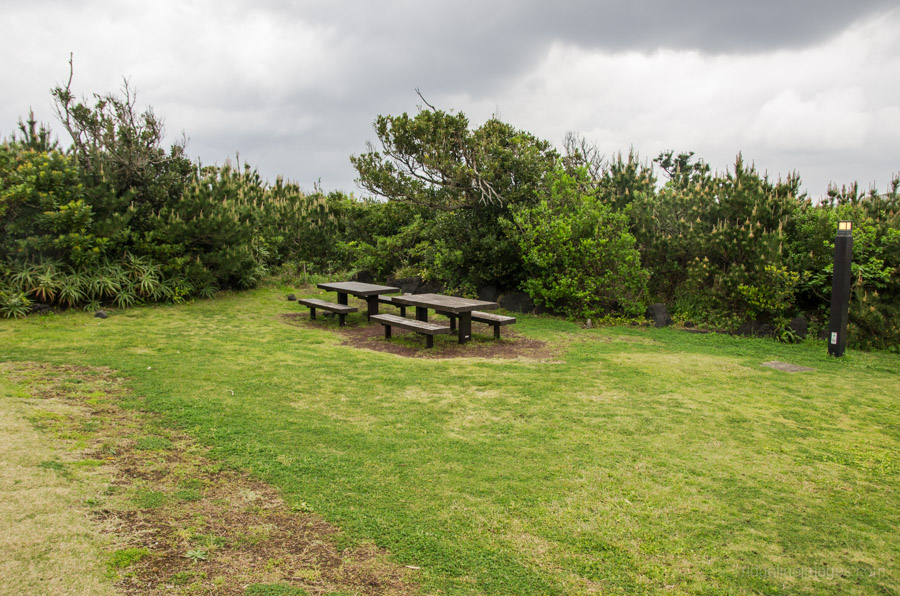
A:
[[351, 103, 557, 211]]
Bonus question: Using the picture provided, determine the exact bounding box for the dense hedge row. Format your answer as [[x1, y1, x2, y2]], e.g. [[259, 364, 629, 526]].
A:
[[344, 144, 899, 350], [1, 96, 338, 316], [2, 87, 897, 350], [343, 106, 899, 350]]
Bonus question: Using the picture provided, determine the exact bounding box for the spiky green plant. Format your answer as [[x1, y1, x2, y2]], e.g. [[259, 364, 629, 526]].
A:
[[88, 262, 124, 300], [10, 262, 42, 293], [113, 284, 138, 308], [28, 262, 64, 303], [57, 271, 88, 307], [0, 289, 31, 318]]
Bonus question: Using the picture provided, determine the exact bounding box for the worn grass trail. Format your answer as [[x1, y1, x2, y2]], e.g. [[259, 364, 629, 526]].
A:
[[1, 286, 898, 594], [1, 361, 418, 595], [0, 366, 116, 596]]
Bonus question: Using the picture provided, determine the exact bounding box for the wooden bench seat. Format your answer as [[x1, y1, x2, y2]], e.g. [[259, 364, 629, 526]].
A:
[[370, 313, 451, 348], [471, 311, 516, 338], [437, 310, 516, 339], [376, 295, 407, 317], [297, 298, 357, 327]]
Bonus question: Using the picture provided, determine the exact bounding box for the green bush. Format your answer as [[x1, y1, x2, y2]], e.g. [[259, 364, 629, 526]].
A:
[[350, 103, 559, 290], [630, 154, 802, 326], [0, 143, 108, 266], [512, 165, 648, 319], [784, 179, 900, 349]]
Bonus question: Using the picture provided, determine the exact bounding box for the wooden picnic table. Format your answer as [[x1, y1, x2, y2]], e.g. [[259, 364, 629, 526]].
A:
[[316, 281, 400, 319], [391, 293, 499, 344]]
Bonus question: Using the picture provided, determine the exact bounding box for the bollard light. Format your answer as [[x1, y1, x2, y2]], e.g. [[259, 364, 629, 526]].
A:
[[827, 221, 853, 357]]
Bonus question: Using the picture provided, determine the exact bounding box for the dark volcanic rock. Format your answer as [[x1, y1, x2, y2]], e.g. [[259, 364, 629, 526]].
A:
[[286, 294, 297, 301], [386, 276, 422, 295], [737, 320, 774, 337], [350, 270, 374, 284], [384, 275, 443, 294], [737, 321, 757, 336], [477, 285, 501, 302], [30, 302, 51, 314], [499, 292, 534, 314], [94, 310, 108, 319], [756, 323, 774, 337], [787, 315, 808, 339], [645, 303, 673, 328], [418, 280, 445, 294]]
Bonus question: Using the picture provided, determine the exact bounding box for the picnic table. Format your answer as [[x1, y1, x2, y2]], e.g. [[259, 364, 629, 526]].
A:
[[390, 293, 499, 344], [316, 281, 400, 319]]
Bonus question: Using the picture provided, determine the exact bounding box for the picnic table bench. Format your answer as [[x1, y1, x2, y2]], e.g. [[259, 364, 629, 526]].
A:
[[296, 298, 357, 327], [472, 311, 516, 338], [370, 313, 451, 348], [316, 281, 400, 320], [391, 294, 499, 344], [376, 295, 407, 317], [437, 310, 516, 339]]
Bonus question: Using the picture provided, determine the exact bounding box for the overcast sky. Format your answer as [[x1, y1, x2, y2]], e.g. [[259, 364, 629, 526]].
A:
[[2, 1, 898, 199]]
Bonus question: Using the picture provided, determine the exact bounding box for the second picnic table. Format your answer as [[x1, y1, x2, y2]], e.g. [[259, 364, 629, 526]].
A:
[[316, 281, 400, 320], [391, 293, 499, 344]]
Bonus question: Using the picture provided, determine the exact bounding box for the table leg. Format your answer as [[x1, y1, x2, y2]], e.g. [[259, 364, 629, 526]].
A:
[[416, 306, 428, 322], [337, 293, 348, 306], [366, 295, 379, 320], [458, 312, 472, 344]]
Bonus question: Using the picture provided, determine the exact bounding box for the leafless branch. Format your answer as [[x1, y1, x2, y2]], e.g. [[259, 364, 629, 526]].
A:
[[414, 87, 437, 111]]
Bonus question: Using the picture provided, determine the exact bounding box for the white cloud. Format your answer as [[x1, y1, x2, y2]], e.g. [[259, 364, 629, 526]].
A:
[[453, 9, 900, 196], [1, 1, 897, 196], [747, 89, 872, 151]]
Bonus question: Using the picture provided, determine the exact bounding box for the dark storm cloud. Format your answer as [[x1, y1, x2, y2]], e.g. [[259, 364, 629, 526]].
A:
[[258, 0, 896, 56], [509, 1, 895, 52], [2, 0, 897, 196], [235, 0, 899, 126]]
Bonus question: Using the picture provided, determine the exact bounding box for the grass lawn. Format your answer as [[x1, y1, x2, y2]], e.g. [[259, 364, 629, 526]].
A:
[[1, 285, 898, 594]]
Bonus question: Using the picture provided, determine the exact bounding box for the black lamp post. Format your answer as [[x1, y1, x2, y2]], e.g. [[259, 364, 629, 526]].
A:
[[827, 221, 853, 357]]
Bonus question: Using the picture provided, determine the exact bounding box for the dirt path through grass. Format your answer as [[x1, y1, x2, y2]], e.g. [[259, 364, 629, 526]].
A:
[[0, 364, 115, 595], [0, 362, 417, 595]]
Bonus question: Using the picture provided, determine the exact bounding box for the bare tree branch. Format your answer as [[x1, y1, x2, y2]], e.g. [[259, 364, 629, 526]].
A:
[[414, 87, 437, 111]]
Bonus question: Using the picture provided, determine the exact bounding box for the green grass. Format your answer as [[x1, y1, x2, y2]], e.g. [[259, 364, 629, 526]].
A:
[[2, 286, 898, 594], [132, 488, 167, 509], [134, 435, 174, 450], [106, 547, 150, 575]]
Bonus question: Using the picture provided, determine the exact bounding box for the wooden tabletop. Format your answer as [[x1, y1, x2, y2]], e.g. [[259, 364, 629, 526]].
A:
[[317, 281, 400, 296], [391, 293, 499, 314]]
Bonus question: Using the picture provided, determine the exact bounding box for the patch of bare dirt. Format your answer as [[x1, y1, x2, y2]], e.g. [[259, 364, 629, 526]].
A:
[[3, 361, 417, 595], [280, 311, 554, 360]]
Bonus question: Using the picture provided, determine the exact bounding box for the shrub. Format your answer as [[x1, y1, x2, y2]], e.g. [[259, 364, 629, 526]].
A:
[[631, 154, 802, 325], [512, 165, 648, 319], [0, 287, 31, 318], [737, 265, 802, 327]]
